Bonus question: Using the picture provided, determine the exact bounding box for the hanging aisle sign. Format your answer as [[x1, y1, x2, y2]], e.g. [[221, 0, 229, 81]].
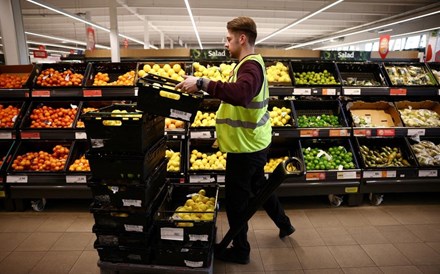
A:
[[190, 49, 231, 61], [379, 34, 390, 60], [86, 27, 96, 51], [320, 51, 371, 61]]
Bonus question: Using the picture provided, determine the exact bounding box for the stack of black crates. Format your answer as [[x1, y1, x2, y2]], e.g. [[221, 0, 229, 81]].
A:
[[82, 103, 167, 265]]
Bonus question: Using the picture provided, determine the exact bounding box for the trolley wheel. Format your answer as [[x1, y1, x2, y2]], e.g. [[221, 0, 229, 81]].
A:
[[369, 193, 384, 206], [31, 198, 46, 212], [328, 194, 343, 207]]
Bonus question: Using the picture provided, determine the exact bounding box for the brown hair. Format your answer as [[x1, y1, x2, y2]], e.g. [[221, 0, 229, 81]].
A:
[[227, 16, 257, 46]]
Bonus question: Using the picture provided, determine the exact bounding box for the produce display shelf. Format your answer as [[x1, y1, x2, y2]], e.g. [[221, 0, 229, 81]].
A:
[[8, 184, 91, 199], [292, 86, 342, 96], [342, 86, 389, 96], [0, 89, 30, 98], [19, 129, 88, 140], [361, 178, 440, 194], [6, 172, 91, 184]]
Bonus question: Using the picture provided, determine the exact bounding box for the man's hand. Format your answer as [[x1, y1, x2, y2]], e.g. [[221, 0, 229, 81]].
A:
[[175, 75, 199, 93]]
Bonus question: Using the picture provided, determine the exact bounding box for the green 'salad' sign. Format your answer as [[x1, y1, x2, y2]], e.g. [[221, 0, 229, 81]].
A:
[[190, 49, 231, 61], [321, 51, 371, 61]]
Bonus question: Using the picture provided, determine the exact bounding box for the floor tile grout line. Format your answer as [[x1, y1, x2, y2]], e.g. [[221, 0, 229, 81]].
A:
[[27, 250, 49, 274]]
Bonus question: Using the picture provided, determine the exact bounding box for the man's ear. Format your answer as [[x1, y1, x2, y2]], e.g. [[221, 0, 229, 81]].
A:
[[239, 33, 247, 45]]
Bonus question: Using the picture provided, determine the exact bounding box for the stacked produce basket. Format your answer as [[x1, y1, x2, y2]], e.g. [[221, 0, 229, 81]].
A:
[[82, 103, 167, 265]]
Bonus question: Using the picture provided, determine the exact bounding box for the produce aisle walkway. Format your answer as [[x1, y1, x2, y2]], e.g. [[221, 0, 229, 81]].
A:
[[0, 193, 439, 274]]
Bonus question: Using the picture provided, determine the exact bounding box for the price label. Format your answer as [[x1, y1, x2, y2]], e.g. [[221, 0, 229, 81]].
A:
[[344, 88, 361, 95], [134, 87, 139, 97], [390, 88, 407, 96], [66, 175, 87, 183], [337, 171, 357, 180], [306, 172, 326, 181], [322, 88, 336, 95], [161, 227, 184, 241], [7, 175, 28, 183], [329, 129, 349, 137], [21, 132, 40, 139], [345, 187, 359, 193], [124, 224, 143, 233], [75, 132, 87, 139], [32, 90, 51, 97], [407, 129, 425, 137], [189, 234, 209, 242], [264, 174, 269, 179], [354, 129, 371, 137], [363, 171, 382, 178], [122, 199, 142, 207], [184, 260, 203, 268], [376, 129, 395, 137], [170, 109, 192, 121], [83, 89, 102, 97], [300, 129, 319, 137], [217, 175, 225, 183], [190, 131, 211, 139], [383, 170, 396, 178], [189, 175, 215, 183], [273, 132, 280, 137], [419, 170, 438, 177], [293, 88, 311, 95], [0, 132, 13, 139]]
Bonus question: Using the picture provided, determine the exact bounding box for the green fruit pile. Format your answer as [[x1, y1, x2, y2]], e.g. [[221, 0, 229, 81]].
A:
[[303, 146, 355, 170], [297, 114, 340, 127], [294, 70, 339, 85]]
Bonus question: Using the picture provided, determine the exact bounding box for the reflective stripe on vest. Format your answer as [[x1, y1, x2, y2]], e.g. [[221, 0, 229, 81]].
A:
[[216, 111, 269, 129]]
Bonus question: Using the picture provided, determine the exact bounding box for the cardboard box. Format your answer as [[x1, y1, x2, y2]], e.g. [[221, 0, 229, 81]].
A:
[[395, 100, 440, 127], [347, 101, 403, 127]]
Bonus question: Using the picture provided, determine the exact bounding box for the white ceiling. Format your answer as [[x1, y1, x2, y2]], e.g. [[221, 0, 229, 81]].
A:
[[9, 0, 440, 53]]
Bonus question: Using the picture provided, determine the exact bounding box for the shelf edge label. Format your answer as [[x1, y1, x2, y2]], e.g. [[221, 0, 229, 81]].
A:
[[419, 170, 438, 177], [329, 129, 349, 137], [354, 129, 371, 137], [32, 90, 51, 97], [75, 132, 87, 139], [293, 88, 311, 95], [407, 129, 425, 137], [390, 88, 407, 96], [344, 88, 361, 95], [66, 175, 87, 183], [7, 175, 28, 183], [21, 132, 41, 139], [337, 171, 357, 180], [300, 129, 319, 137], [376, 129, 395, 137], [83, 89, 102, 97], [306, 172, 326, 180], [0, 132, 13, 139], [322, 88, 336, 95], [345, 187, 358, 193]]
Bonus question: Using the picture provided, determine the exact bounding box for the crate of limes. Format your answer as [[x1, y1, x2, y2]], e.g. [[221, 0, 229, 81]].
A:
[[301, 139, 358, 171]]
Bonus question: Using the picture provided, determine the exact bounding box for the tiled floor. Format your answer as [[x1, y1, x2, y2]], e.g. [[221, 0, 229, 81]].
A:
[[0, 193, 439, 274]]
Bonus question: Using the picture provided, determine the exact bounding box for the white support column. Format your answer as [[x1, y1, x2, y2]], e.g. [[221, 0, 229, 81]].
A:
[[160, 32, 165, 49], [0, 0, 29, 64], [169, 38, 173, 49], [109, 1, 120, 62], [144, 17, 150, 49]]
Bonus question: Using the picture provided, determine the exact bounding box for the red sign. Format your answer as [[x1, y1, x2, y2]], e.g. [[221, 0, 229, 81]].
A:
[[86, 27, 96, 51], [33, 50, 48, 58], [123, 38, 129, 49], [379, 34, 390, 60], [390, 88, 407, 96], [83, 89, 102, 97], [377, 129, 395, 137], [38, 45, 46, 50]]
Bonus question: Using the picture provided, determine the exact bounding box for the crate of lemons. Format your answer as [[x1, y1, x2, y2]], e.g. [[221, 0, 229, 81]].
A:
[[266, 62, 292, 84], [264, 156, 298, 173], [191, 111, 216, 127], [270, 106, 293, 127], [165, 149, 181, 173], [137, 63, 186, 82], [172, 189, 217, 227], [192, 62, 236, 82], [189, 149, 226, 171], [101, 109, 143, 126]]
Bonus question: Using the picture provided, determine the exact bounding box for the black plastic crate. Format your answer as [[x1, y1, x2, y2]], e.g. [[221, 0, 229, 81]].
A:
[[382, 62, 437, 86], [0, 101, 27, 130], [94, 242, 151, 264], [137, 73, 204, 123], [426, 62, 440, 85], [0, 64, 38, 89], [293, 100, 348, 128], [87, 137, 166, 180], [0, 140, 15, 174], [81, 103, 164, 153], [154, 183, 218, 244], [268, 100, 295, 128], [290, 61, 342, 86], [336, 62, 388, 87], [89, 160, 167, 210], [190, 99, 219, 128], [33, 63, 87, 88], [85, 62, 137, 87], [75, 100, 131, 129], [20, 101, 81, 129], [6, 140, 72, 173], [153, 240, 212, 268], [407, 138, 440, 167], [355, 138, 418, 169], [93, 226, 153, 248]]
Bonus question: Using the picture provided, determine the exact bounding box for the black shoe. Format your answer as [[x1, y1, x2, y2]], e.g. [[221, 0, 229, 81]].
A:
[[279, 225, 295, 238], [214, 247, 250, 264]]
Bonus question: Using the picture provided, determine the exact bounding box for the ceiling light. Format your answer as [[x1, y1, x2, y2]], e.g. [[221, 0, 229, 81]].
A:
[[287, 9, 440, 49], [377, 28, 393, 34], [25, 31, 111, 49], [313, 26, 439, 50], [184, 0, 203, 49], [256, 0, 344, 45], [27, 0, 158, 50], [27, 40, 85, 51]]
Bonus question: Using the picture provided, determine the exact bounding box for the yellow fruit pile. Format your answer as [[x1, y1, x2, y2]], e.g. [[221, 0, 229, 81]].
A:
[[269, 106, 292, 127], [266, 62, 291, 83], [138, 63, 185, 81], [192, 62, 236, 82], [189, 149, 226, 170], [93, 71, 135, 86], [165, 118, 185, 130], [165, 150, 180, 172], [191, 111, 216, 127], [264, 156, 289, 173], [172, 189, 216, 226]]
